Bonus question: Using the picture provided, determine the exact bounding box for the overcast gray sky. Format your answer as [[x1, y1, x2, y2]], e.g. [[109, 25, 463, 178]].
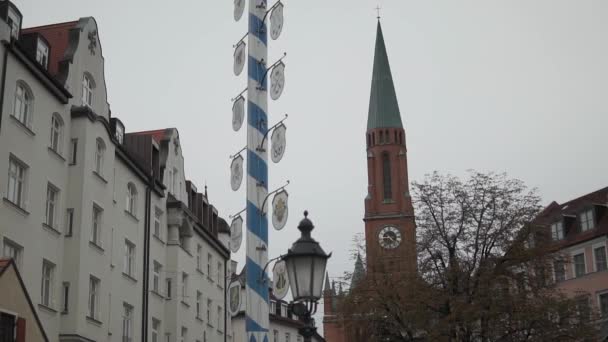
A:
[[18, 0, 608, 325]]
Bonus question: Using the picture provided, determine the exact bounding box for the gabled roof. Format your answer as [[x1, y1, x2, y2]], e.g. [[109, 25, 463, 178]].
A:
[[367, 21, 403, 130], [129, 128, 174, 144]]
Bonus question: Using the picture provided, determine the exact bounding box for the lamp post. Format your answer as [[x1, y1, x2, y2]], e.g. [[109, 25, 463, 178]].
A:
[[282, 211, 331, 342]]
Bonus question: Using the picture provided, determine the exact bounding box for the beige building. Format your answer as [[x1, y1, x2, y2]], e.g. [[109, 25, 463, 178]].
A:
[[0, 2, 231, 341]]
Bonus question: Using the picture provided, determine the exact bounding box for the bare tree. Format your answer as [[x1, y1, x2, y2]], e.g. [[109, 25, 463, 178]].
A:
[[336, 171, 598, 342]]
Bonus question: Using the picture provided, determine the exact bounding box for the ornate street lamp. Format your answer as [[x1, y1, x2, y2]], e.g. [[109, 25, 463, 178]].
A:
[[282, 211, 331, 342]]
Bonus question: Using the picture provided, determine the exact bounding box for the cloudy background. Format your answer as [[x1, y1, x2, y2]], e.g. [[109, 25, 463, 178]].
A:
[[17, 0, 608, 331]]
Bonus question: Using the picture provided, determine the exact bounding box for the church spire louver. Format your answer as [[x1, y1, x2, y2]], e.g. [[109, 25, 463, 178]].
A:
[[367, 21, 403, 130]]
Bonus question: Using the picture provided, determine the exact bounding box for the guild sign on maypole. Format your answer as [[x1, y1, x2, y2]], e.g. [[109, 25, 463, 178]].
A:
[[230, 1, 290, 341]]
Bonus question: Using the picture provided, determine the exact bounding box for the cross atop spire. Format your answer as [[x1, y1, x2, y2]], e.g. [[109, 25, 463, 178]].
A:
[[367, 20, 403, 130], [375, 5, 381, 20]]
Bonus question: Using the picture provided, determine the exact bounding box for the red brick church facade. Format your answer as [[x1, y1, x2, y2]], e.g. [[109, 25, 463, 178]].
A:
[[323, 20, 417, 342]]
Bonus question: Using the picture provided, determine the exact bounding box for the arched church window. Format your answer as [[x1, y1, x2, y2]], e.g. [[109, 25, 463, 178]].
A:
[[382, 152, 392, 200]]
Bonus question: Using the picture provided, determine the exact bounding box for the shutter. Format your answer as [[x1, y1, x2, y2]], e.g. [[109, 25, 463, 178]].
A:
[[16, 318, 25, 342]]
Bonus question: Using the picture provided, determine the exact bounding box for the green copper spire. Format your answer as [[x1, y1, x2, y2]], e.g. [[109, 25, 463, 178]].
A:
[[351, 253, 365, 289], [367, 21, 403, 130]]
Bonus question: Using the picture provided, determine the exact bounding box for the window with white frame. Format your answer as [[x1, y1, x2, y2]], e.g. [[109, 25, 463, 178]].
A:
[[599, 292, 608, 318], [7, 7, 20, 39], [180, 327, 187, 342], [88, 276, 100, 319], [281, 303, 287, 317], [181, 272, 188, 301], [573, 253, 586, 278], [7, 156, 27, 208], [152, 318, 160, 342], [13, 82, 32, 127], [154, 208, 162, 239], [153, 261, 161, 293], [82, 74, 93, 107], [41, 259, 54, 307], [91, 205, 103, 246], [196, 244, 202, 271], [124, 240, 135, 277], [2, 238, 22, 269], [126, 183, 137, 216], [36, 38, 49, 69], [122, 303, 133, 342], [95, 138, 105, 175], [270, 301, 277, 315], [553, 260, 565, 282], [50, 113, 63, 153], [207, 299, 212, 323], [595, 246, 607, 272], [45, 183, 59, 229], [579, 209, 594, 232], [196, 291, 202, 318], [551, 221, 564, 240], [207, 253, 212, 279]]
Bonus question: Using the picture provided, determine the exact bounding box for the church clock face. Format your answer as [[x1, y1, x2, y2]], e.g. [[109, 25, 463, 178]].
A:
[[378, 226, 402, 249]]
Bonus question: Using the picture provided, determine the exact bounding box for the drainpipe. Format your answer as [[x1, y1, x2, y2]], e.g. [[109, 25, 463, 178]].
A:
[[0, 41, 10, 134], [224, 259, 228, 342], [141, 182, 152, 342]]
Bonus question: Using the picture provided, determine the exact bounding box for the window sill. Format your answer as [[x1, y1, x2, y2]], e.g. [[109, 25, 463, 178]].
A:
[[180, 246, 192, 257], [151, 290, 165, 300], [153, 234, 165, 245], [382, 199, 395, 204], [38, 303, 57, 314], [181, 300, 190, 308], [124, 210, 139, 222], [217, 284, 223, 291], [60, 310, 68, 315], [122, 272, 137, 283], [10, 115, 35, 136], [86, 316, 102, 326], [89, 241, 104, 254], [196, 269, 205, 277], [196, 317, 204, 324], [92, 170, 108, 184], [42, 223, 61, 236], [207, 276, 214, 283], [2, 198, 30, 216], [207, 323, 214, 329], [47, 147, 66, 163], [217, 329, 223, 335]]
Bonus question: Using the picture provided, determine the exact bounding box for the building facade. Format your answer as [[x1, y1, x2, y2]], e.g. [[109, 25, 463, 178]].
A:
[[323, 20, 416, 342], [0, 3, 231, 341], [531, 187, 608, 340]]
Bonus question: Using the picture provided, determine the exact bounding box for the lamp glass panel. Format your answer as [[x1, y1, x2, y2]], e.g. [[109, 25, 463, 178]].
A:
[[312, 256, 327, 298], [294, 257, 312, 299], [285, 257, 299, 299]]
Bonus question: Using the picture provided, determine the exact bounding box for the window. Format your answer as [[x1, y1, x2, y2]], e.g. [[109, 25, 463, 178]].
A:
[[196, 244, 202, 271], [7, 7, 20, 39], [91, 205, 103, 246], [122, 303, 133, 342], [50, 114, 63, 153], [2, 238, 22, 268], [154, 208, 162, 239], [88, 276, 100, 319], [270, 301, 277, 315], [115, 122, 124, 144], [153, 262, 161, 293], [95, 138, 105, 175], [62, 282, 69, 313], [217, 306, 222, 330], [65, 208, 74, 236], [217, 261, 222, 283], [181, 273, 188, 301], [576, 296, 590, 321], [166, 278, 172, 299], [551, 221, 564, 240], [126, 183, 137, 216], [553, 260, 565, 282], [45, 183, 59, 228], [595, 246, 607, 272], [207, 253, 212, 278], [152, 318, 160, 342], [273, 330, 279, 342], [600, 293, 608, 318], [285, 332, 291, 342], [82, 74, 93, 107], [7, 156, 27, 208], [281, 303, 287, 317], [573, 253, 586, 278], [382, 153, 392, 200], [196, 291, 202, 318], [35, 38, 49, 68], [180, 327, 187, 342], [41, 260, 54, 307], [124, 240, 135, 277], [0, 312, 16, 341], [69, 139, 78, 165], [579, 209, 594, 232], [13, 82, 32, 127], [207, 299, 212, 323]]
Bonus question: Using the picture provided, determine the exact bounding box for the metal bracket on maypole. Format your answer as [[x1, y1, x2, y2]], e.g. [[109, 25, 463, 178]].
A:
[[230, 0, 287, 341]]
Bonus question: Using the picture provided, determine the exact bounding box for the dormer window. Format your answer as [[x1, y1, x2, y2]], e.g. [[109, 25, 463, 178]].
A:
[[115, 122, 124, 144], [579, 209, 594, 232], [551, 221, 564, 240], [36, 38, 49, 69], [7, 7, 21, 39]]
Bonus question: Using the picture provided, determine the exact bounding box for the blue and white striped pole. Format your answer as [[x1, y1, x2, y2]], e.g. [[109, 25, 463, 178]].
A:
[[246, 0, 269, 341]]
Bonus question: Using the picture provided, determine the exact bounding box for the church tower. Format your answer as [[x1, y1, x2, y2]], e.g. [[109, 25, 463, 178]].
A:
[[364, 21, 416, 277]]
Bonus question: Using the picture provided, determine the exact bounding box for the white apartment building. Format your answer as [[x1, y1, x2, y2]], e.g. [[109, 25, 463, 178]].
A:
[[0, 2, 231, 341]]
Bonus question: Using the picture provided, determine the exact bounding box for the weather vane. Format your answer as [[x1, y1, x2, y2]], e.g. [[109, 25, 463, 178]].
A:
[[375, 5, 381, 20]]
